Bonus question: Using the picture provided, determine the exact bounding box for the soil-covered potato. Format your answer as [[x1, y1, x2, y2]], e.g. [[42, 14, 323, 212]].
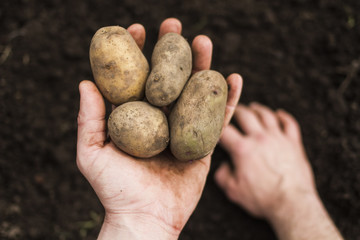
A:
[[169, 70, 228, 161], [108, 101, 169, 158], [90, 26, 149, 105], [145, 33, 192, 107]]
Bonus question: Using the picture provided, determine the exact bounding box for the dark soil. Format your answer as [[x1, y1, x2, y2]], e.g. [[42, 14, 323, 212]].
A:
[[1, 0, 359, 239]]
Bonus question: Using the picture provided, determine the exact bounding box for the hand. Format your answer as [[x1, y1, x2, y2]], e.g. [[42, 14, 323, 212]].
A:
[[77, 18, 243, 239], [215, 103, 316, 219], [215, 103, 344, 240]]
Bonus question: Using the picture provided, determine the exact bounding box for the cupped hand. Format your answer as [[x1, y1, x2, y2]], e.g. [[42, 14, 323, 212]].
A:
[[76, 18, 242, 239]]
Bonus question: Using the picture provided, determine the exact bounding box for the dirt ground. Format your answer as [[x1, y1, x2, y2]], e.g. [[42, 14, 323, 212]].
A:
[[1, 0, 359, 239]]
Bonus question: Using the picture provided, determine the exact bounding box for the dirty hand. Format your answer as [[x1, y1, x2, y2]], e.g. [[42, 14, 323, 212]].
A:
[[76, 18, 242, 239]]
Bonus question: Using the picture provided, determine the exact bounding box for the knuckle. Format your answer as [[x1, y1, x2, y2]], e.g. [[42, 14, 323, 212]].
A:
[[76, 154, 87, 173], [77, 112, 85, 126], [254, 133, 270, 144]]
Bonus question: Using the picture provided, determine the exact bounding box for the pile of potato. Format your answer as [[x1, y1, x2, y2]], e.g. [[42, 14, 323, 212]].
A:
[[89, 26, 227, 161]]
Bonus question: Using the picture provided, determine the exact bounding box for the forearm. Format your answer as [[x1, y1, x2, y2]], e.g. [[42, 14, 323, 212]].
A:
[[98, 213, 180, 240], [268, 192, 343, 240]]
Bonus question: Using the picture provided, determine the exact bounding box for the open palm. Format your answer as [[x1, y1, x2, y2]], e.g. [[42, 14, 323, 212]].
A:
[[76, 18, 242, 238]]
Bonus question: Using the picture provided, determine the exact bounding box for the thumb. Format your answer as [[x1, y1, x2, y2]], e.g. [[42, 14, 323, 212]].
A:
[[222, 74, 243, 130], [77, 80, 106, 163], [215, 162, 237, 201]]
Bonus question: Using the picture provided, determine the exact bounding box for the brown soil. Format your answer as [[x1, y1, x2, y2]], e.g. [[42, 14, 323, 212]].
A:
[[1, 0, 359, 239]]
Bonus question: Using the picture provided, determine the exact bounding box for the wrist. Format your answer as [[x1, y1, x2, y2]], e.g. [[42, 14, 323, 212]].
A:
[[267, 190, 343, 240], [267, 189, 320, 224], [98, 212, 180, 240]]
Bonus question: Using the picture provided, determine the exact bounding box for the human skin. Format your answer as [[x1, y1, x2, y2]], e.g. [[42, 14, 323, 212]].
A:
[[215, 103, 344, 240], [76, 18, 243, 239]]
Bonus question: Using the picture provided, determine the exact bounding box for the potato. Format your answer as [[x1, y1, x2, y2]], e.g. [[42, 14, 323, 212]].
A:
[[90, 26, 149, 105], [169, 70, 228, 161], [108, 101, 169, 158], [145, 33, 192, 107]]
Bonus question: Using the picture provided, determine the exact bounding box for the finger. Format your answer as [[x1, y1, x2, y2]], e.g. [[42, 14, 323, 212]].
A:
[[77, 81, 106, 156], [158, 18, 182, 39], [277, 109, 302, 142], [215, 162, 238, 199], [222, 74, 243, 130], [234, 104, 264, 134], [127, 23, 146, 50], [250, 102, 280, 131], [191, 35, 213, 73], [219, 124, 246, 159]]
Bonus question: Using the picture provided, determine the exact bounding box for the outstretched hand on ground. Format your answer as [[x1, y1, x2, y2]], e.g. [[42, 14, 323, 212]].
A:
[[216, 103, 315, 218], [215, 103, 343, 240], [76, 18, 242, 239]]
